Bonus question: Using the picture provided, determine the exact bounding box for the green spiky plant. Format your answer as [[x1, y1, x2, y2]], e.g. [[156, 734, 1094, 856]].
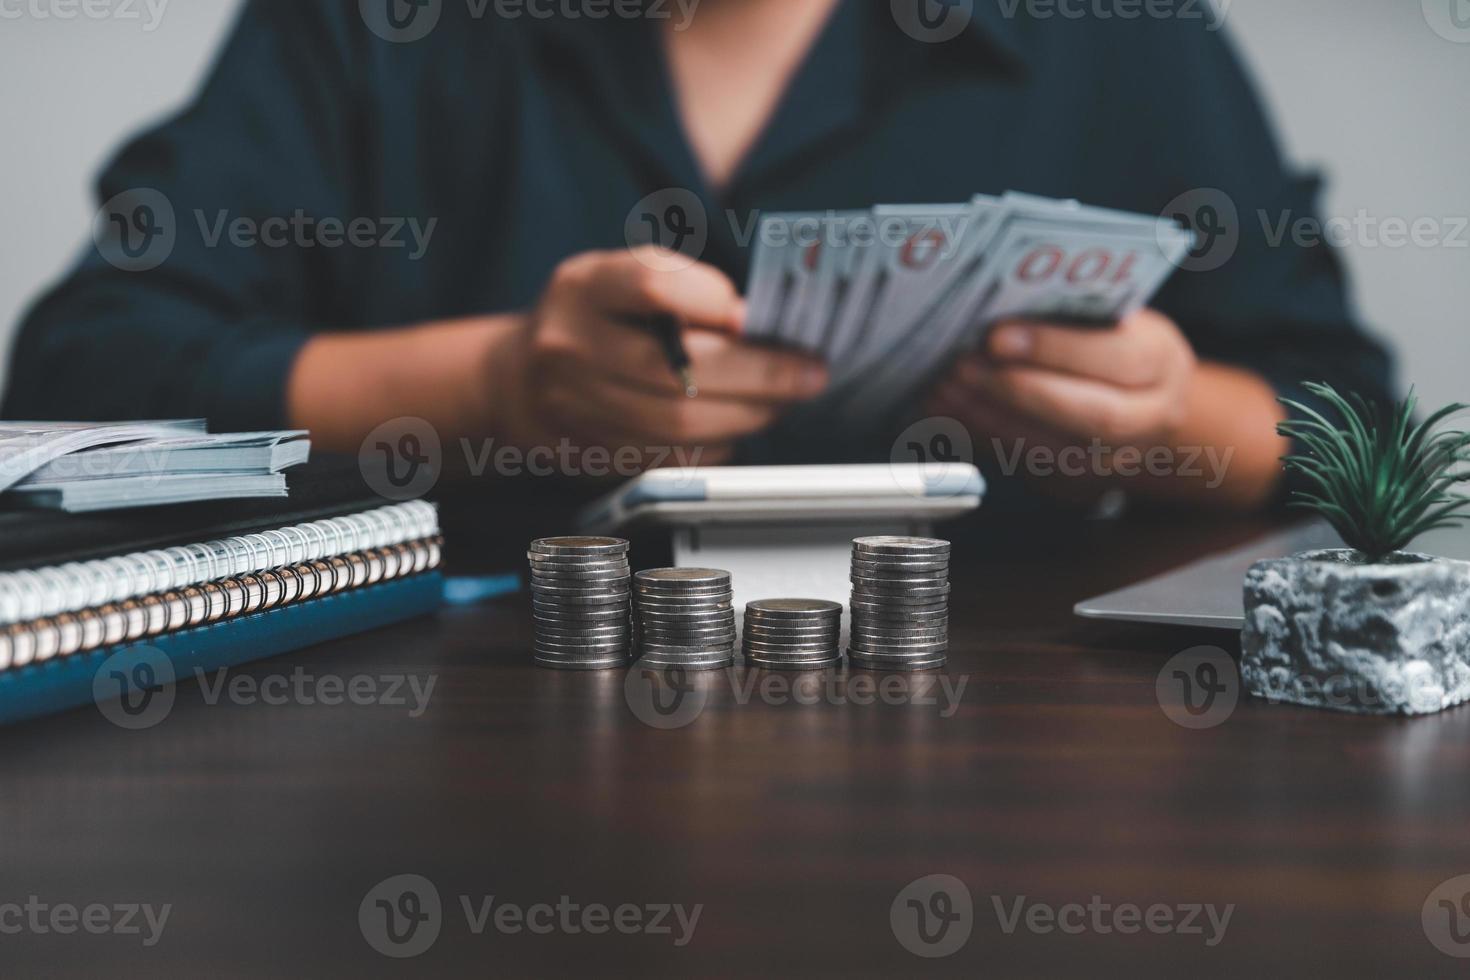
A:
[[1278, 383, 1470, 563]]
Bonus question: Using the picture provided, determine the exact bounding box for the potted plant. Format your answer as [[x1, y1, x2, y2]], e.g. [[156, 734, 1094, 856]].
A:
[[1241, 383, 1470, 715]]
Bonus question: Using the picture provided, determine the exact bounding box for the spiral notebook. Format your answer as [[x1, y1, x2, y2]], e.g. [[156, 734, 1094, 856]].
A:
[[0, 495, 444, 724]]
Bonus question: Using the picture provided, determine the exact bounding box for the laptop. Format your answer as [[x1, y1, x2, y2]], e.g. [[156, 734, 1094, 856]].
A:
[[1074, 522, 1470, 630]]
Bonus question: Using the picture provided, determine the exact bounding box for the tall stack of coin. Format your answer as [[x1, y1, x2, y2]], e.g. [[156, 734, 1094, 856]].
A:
[[848, 536, 951, 671], [528, 536, 632, 670], [741, 598, 843, 670], [633, 568, 736, 671]]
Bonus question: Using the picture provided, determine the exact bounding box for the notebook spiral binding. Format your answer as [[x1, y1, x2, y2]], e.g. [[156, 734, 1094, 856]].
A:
[[0, 500, 438, 626], [0, 537, 442, 672]]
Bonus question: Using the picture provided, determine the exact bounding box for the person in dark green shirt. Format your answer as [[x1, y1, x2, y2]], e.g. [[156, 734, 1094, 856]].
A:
[[3, 0, 1393, 511]]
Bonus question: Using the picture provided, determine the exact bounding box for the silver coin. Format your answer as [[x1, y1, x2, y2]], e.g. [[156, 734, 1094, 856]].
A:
[[850, 576, 951, 593], [533, 602, 629, 618], [742, 621, 842, 635], [532, 576, 625, 589], [525, 562, 629, 577], [529, 536, 629, 556], [527, 552, 630, 566], [636, 595, 734, 608], [533, 599, 631, 611], [849, 621, 949, 636], [848, 614, 947, 628], [640, 640, 735, 655], [526, 561, 632, 577], [851, 536, 950, 557], [746, 617, 840, 631], [850, 575, 950, 588], [637, 644, 734, 657], [640, 629, 736, 642], [534, 614, 631, 629], [637, 608, 733, 621], [634, 583, 734, 594], [635, 567, 732, 587], [642, 620, 734, 633], [847, 653, 946, 672], [746, 623, 840, 632], [635, 654, 732, 671], [741, 640, 840, 654], [743, 632, 842, 646], [638, 617, 736, 631], [533, 594, 632, 606], [638, 608, 735, 621], [531, 578, 631, 594], [850, 580, 950, 596], [852, 564, 952, 578], [533, 619, 630, 633], [538, 646, 635, 664], [849, 638, 949, 656], [635, 608, 732, 625], [534, 624, 631, 640], [634, 576, 732, 589], [535, 638, 632, 653], [848, 589, 950, 606], [534, 653, 630, 670], [850, 618, 949, 634], [849, 557, 950, 574], [851, 630, 949, 646], [742, 641, 839, 657], [534, 643, 632, 660], [740, 634, 839, 649], [743, 655, 841, 671], [538, 599, 635, 614], [533, 641, 631, 657], [742, 643, 840, 657], [533, 629, 632, 645], [532, 589, 632, 603], [530, 564, 630, 580], [744, 598, 843, 618], [846, 593, 946, 608], [635, 588, 735, 603], [635, 596, 734, 610], [639, 625, 738, 640]]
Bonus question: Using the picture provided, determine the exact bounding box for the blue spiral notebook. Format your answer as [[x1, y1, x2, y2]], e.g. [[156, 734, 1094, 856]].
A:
[[0, 490, 449, 726], [0, 572, 444, 726]]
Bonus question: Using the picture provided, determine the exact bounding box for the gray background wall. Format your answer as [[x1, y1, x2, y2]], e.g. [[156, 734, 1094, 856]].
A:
[[1, 0, 1466, 409]]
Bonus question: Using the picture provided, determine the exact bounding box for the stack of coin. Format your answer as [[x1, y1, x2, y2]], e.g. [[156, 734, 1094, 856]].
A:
[[634, 568, 736, 671], [528, 536, 632, 670], [848, 536, 951, 671], [741, 598, 843, 670]]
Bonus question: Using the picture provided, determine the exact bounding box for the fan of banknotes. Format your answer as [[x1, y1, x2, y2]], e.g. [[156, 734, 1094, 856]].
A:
[[743, 191, 1195, 416]]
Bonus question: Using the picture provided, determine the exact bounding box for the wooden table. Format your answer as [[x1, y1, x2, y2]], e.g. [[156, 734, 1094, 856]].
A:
[[3, 512, 1467, 978]]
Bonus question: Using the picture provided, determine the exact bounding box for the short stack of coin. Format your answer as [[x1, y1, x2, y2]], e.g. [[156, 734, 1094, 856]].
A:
[[848, 536, 951, 671], [528, 536, 632, 670], [633, 568, 736, 671], [741, 598, 843, 670]]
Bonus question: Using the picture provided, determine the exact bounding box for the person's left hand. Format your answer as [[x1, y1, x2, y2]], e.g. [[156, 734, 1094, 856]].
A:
[[926, 308, 1198, 449]]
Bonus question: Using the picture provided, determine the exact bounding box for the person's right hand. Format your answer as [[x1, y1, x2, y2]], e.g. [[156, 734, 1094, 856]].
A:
[[492, 247, 828, 465]]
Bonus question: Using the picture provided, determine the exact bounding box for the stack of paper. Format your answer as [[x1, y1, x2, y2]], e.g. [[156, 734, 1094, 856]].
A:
[[0, 421, 310, 511]]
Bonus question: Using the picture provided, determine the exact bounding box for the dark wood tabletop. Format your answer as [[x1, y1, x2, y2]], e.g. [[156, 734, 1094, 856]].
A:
[[3, 511, 1468, 979]]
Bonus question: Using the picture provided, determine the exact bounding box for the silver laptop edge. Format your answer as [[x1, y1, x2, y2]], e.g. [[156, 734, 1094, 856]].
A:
[[1074, 522, 1470, 630]]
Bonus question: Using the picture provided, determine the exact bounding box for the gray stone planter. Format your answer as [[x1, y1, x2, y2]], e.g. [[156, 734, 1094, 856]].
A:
[[1241, 549, 1470, 715]]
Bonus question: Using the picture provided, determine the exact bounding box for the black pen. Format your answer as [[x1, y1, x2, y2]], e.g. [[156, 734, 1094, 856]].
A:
[[646, 313, 698, 398]]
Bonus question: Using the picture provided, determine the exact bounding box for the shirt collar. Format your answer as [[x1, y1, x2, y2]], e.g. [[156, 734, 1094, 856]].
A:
[[519, 1, 1029, 196]]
